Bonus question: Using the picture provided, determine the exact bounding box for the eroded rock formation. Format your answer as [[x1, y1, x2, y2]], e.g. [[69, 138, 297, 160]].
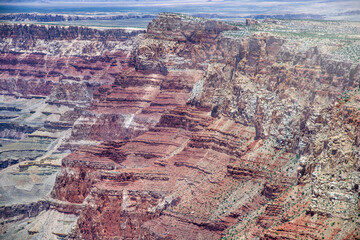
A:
[[1, 13, 359, 239]]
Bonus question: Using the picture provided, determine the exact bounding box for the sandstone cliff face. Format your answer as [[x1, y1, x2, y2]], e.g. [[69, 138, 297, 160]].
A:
[[0, 23, 144, 98], [301, 91, 360, 219], [0, 23, 144, 168], [195, 35, 359, 151], [1, 14, 359, 240], [0, 23, 143, 41], [133, 13, 238, 74], [0, 23, 145, 239]]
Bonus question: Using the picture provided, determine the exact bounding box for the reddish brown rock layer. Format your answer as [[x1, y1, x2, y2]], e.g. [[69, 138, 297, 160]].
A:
[[0, 51, 130, 97], [66, 107, 258, 239], [0, 23, 144, 97], [47, 13, 360, 240]]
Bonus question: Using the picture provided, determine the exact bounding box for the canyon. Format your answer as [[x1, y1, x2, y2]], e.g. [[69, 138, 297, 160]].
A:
[[0, 13, 359, 240]]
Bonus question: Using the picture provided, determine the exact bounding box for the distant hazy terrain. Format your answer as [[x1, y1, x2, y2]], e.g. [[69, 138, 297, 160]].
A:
[[0, 0, 359, 28]]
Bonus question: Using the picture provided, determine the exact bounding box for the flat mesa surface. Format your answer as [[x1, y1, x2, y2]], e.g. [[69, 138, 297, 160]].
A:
[[224, 19, 360, 62]]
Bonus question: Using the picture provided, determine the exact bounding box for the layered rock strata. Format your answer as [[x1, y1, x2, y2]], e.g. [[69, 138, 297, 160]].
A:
[[49, 13, 360, 240], [0, 23, 146, 239], [1, 13, 360, 240], [0, 23, 144, 97]]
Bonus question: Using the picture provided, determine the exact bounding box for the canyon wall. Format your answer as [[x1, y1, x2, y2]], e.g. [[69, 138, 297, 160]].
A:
[[0, 23, 144, 97], [1, 13, 359, 240], [0, 22, 146, 239]]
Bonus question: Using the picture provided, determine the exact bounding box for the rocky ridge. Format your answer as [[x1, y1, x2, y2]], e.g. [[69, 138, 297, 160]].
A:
[[0, 13, 155, 22]]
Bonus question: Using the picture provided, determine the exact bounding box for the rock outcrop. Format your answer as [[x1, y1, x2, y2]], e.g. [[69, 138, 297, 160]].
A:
[[0, 23, 144, 98], [0, 13, 155, 22], [1, 13, 359, 240]]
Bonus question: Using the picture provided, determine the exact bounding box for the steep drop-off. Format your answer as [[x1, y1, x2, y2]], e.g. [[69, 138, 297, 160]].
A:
[[1, 13, 359, 239]]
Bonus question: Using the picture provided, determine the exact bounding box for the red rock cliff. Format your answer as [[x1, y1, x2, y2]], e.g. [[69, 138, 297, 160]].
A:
[[2, 13, 359, 240]]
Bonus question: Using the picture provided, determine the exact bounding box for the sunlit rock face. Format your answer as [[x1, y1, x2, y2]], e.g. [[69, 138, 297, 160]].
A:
[[1, 13, 359, 240]]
